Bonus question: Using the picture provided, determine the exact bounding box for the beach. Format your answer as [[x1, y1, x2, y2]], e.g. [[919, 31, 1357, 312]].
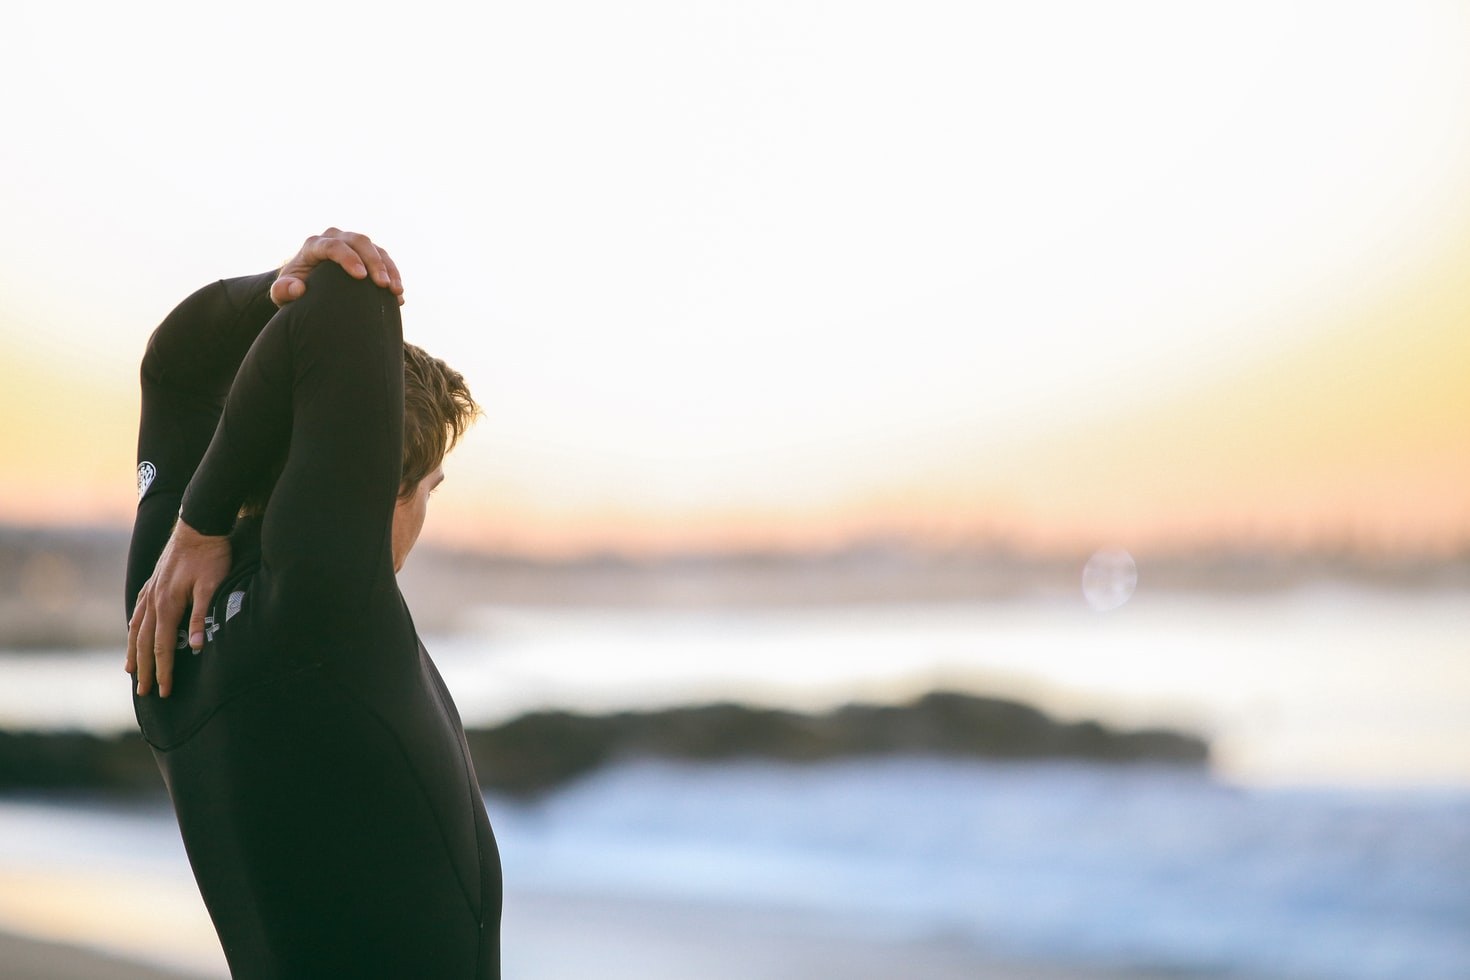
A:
[[0, 792, 1148, 980], [499, 890, 1188, 979], [0, 893, 1188, 980], [0, 930, 199, 980]]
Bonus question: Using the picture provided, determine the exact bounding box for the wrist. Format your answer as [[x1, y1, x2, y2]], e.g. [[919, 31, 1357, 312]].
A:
[[175, 516, 224, 541]]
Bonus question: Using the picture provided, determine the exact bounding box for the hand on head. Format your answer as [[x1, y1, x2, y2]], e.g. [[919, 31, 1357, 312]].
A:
[[270, 228, 405, 307]]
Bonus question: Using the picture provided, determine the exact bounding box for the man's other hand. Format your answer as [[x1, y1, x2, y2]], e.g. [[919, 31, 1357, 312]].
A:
[[270, 228, 404, 307]]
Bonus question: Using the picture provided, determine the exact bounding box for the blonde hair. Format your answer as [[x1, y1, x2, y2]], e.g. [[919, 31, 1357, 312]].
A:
[[399, 342, 479, 496]]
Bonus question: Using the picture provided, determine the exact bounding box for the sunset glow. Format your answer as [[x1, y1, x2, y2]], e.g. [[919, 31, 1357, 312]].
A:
[[1, 2, 1467, 557]]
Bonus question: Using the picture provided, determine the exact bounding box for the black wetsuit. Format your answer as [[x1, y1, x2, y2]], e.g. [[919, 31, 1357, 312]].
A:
[[125, 264, 501, 978]]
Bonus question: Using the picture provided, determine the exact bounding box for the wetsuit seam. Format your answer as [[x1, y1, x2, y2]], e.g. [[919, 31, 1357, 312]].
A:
[[319, 676, 482, 926], [441, 692, 492, 980], [423, 652, 493, 952], [403, 599, 493, 976]]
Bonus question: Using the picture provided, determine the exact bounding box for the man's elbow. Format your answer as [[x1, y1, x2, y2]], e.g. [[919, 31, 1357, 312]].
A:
[[289, 262, 402, 346]]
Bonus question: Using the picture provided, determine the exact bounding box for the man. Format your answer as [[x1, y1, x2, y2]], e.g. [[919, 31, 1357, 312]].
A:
[[125, 230, 500, 977]]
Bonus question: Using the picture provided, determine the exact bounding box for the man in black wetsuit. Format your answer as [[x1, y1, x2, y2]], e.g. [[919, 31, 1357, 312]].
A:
[[124, 230, 501, 978]]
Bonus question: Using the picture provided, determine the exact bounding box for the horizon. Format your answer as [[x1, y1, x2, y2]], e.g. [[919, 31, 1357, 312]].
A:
[[5, 511, 1470, 566]]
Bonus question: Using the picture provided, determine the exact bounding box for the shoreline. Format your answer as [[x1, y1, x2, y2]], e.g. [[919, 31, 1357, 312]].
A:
[[0, 891, 1191, 980], [0, 930, 206, 980], [501, 888, 1191, 980]]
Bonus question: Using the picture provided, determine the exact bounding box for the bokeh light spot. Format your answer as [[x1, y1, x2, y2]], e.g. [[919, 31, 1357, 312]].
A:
[[1082, 548, 1138, 611]]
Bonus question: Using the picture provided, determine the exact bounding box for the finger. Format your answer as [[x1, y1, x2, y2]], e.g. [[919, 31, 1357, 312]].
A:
[[150, 587, 185, 696], [333, 230, 390, 286], [127, 579, 156, 674], [189, 585, 211, 652], [153, 612, 178, 700], [126, 603, 142, 674], [375, 245, 403, 296], [270, 276, 306, 307], [135, 605, 156, 696]]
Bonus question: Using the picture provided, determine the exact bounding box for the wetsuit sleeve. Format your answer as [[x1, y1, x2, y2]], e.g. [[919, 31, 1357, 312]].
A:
[[181, 262, 403, 637], [125, 271, 279, 621]]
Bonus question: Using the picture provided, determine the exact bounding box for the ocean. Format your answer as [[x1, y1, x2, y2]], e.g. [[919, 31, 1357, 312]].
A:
[[491, 758, 1470, 978], [0, 760, 1466, 978], [1, 588, 1467, 976], [8, 587, 1468, 785]]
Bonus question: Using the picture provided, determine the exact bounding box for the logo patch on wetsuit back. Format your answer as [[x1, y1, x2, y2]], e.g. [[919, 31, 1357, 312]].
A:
[[137, 461, 157, 500]]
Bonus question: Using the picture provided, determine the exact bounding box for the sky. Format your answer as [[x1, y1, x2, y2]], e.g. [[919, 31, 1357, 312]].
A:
[[2, 1, 1468, 556]]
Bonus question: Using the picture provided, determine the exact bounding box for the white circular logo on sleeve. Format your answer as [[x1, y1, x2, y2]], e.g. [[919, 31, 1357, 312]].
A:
[[137, 461, 157, 500]]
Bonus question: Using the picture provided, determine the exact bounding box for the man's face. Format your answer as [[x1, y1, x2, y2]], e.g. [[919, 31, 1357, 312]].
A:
[[391, 464, 445, 573]]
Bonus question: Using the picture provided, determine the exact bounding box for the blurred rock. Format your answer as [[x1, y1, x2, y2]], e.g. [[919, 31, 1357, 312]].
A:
[[0, 730, 158, 795], [466, 692, 1210, 796], [0, 692, 1207, 799]]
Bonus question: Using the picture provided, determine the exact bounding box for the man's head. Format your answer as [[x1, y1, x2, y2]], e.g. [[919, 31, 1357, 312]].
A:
[[239, 341, 479, 572], [391, 342, 479, 570]]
